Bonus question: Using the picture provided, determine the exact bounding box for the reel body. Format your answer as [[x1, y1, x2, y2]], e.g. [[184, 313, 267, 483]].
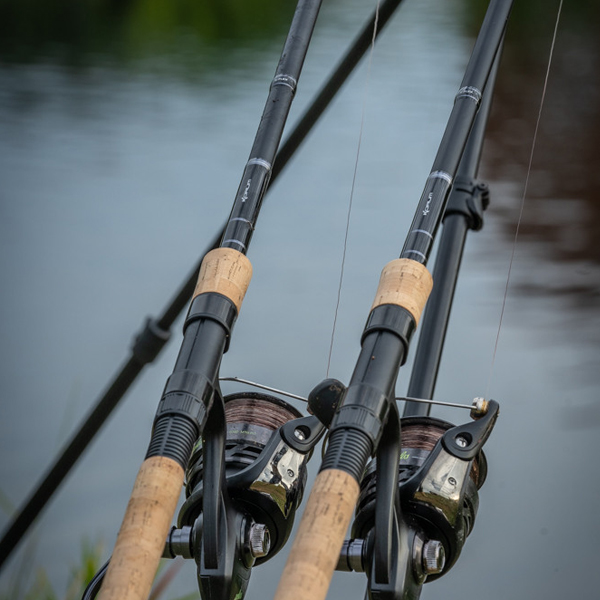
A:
[[353, 415, 488, 577], [327, 388, 499, 599], [175, 391, 324, 599]]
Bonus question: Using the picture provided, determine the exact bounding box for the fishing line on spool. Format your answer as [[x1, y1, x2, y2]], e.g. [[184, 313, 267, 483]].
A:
[[485, 0, 564, 399], [326, 0, 382, 378]]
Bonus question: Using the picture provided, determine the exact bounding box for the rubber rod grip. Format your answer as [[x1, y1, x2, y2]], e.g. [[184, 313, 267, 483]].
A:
[[370, 258, 433, 325], [193, 248, 253, 312], [97, 456, 184, 600], [274, 469, 360, 600]]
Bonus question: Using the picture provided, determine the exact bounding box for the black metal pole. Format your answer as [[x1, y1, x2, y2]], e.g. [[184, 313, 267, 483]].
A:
[[219, 0, 322, 253], [0, 251, 215, 572], [0, 0, 409, 572]]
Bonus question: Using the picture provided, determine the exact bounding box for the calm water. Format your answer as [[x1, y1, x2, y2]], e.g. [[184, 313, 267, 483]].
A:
[[0, 0, 598, 598]]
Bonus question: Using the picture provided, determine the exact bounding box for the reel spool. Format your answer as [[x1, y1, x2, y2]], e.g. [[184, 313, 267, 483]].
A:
[[352, 416, 488, 577], [184, 392, 303, 493], [179, 391, 318, 562]]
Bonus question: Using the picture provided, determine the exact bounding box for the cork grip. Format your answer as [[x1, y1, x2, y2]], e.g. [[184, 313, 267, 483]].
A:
[[274, 469, 360, 600], [371, 258, 433, 325], [97, 457, 185, 600], [193, 247, 253, 313]]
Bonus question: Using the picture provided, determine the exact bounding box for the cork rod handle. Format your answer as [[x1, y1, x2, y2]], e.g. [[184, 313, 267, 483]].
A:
[[98, 248, 252, 600], [193, 247, 253, 312], [97, 457, 185, 600], [274, 469, 360, 600], [371, 258, 433, 325]]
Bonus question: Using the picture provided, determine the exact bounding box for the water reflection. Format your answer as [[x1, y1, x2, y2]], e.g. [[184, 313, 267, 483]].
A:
[[475, 1, 600, 307]]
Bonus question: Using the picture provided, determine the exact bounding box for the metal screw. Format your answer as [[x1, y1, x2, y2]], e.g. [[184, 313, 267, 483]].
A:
[[422, 540, 445, 575], [248, 523, 270, 558], [455, 435, 468, 448], [448, 477, 457, 486], [294, 428, 306, 441], [287, 468, 295, 478]]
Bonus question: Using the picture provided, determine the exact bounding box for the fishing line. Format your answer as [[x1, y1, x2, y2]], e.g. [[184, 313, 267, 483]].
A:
[[485, 0, 563, 398], [326, 0, 381, 378]]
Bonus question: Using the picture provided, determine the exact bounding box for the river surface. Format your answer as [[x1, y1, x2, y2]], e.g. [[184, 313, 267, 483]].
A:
[[1, 0, 598, 598]]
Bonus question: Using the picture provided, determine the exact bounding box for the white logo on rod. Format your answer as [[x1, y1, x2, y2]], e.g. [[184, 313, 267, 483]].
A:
[[241, 179, 251, 203], [423, 192, 433, 216]]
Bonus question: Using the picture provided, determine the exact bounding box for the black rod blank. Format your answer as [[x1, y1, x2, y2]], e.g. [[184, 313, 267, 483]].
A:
[[221, 0, 323, 253], [403, 44, 502, 418], [401, 0, 513, 264]]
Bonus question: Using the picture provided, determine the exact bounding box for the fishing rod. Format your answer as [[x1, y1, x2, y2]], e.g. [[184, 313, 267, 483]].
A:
[[95, 1, 325, 599], [333, 40, 503, 600], [274, 0, 512, 598], [0, 0, 408, 571]]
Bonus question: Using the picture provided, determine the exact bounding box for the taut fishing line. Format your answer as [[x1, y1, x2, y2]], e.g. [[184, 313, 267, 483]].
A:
[[326, 0, 381, 378], [486, 0, 564, 398]]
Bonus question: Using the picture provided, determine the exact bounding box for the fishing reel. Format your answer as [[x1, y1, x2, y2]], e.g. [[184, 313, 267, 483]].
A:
[[348, 403, 497, 599], [309, 380, 498, 599], [165, 390, 325, 600]]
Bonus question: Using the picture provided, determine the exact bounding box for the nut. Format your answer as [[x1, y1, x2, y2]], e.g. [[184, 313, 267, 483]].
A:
[[249, 523, 270, 558], [422, 539, 445, 575]]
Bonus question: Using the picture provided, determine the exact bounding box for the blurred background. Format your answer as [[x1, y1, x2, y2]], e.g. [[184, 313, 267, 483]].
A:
[[0, 0, 599, 598]]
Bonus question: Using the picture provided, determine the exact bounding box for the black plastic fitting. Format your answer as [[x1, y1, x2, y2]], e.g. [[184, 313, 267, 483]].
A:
[[444, 176, 490, 231], [154, 369, 213, 430], [185, 292, 237, 352], [330, 384, 389, 449], [362, 305, 415, 364], [146, 414, 198, 469], [307, 378, 346, 427], [320, 428, 372, 482]]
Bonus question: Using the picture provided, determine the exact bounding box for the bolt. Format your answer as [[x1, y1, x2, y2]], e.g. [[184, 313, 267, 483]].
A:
[[248, 523, 270, 558], [422, 540, 445, 575], [455, 435, 468, 448], [294, 428, 306, 441], [448, 477, 457, 486], [287, 468, 295, 478]]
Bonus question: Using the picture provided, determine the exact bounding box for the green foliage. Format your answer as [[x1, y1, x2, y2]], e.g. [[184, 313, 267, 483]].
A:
[[0, 539, 103, 600], [0, 0, 297, 68], [0, 486, 197, 599], [0, 540, 199, 600]]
